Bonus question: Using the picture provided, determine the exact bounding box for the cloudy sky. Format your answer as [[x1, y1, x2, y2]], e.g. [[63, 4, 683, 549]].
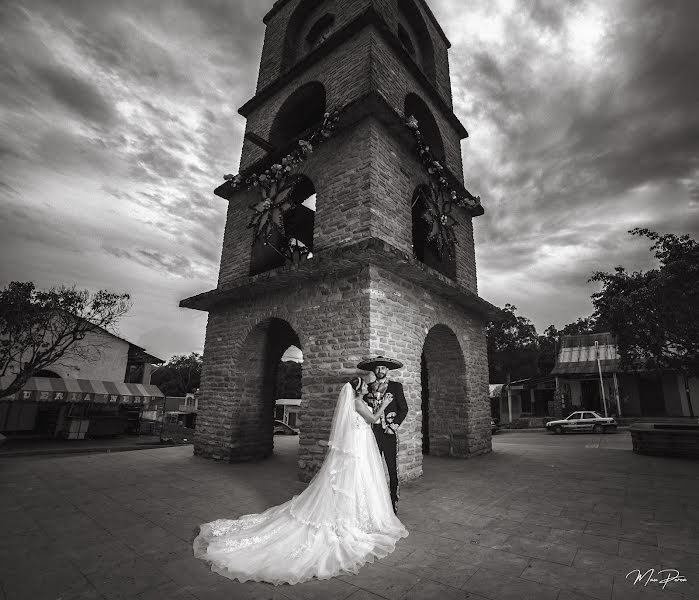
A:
[[1, 0, 697, 361]]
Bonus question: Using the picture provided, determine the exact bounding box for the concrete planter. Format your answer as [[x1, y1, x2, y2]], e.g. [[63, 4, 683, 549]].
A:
[[630, 422, 699, 458]]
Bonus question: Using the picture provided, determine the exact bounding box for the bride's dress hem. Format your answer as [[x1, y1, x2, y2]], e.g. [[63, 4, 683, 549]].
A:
[[192, 522, 408, 586]]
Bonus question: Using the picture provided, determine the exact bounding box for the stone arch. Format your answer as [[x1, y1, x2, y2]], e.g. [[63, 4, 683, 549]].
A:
[[397, 23, 416, 58], [305, 13, 335, 52], [282, 0, 334, 70], [420, 324, 469, 457], [404, 93, 445, 163], [268, 82, 326, 149], [411, 184, 456, 279], [397, 0, 436, 81], [230, 317, 303, 462], [249, 175, 317, 276]]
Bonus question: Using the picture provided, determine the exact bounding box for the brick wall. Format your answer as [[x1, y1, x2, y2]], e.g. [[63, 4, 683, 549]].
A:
[[195, 262, 491, 482], [195, 267, 373, 480], [367, 265, 491, 481], [257, 0, 373, 92], [194, 0, 491, 482], [242, 26, 373, 171]]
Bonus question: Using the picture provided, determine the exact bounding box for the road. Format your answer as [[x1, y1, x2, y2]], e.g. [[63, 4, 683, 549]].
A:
[[493, 429, 633, 451]]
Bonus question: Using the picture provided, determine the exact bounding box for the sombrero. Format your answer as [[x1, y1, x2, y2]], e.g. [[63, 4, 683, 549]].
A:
[[356, 355, 403, 371]]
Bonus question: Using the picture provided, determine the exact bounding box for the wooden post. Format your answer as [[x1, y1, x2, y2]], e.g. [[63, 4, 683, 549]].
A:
[[506, 373, 512, 424], [595, 341, 608, 417], [685, 373, 695, 418], [613, 371, 621, 417]]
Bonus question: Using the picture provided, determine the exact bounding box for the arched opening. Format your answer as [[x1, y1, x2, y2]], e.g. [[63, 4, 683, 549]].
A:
[[411, 184, 456, 279], [231, 318, 302, 462], [269, 82, 326, 150], [282, 0, 333, 70], [397, 24, 416, 58], [405, 93, 445, 163], [398, 0, 436, 81], [249, 175, 316, 276], [305, 14, 335, 52], [421, 324, 468, 457], [275, 345, 303, 432]]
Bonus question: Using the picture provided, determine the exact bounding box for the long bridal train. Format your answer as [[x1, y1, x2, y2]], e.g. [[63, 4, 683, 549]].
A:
[[193, 382, 408, 585]]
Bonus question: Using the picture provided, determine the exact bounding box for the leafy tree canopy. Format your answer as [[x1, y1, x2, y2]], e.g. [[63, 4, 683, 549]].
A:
[[151, 352, 202, 397], [589, 228, 699, 376], [0, 282, 131, 398]]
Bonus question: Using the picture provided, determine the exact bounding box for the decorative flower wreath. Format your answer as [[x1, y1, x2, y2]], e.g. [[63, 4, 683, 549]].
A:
[[405, 115, 481, 214], [416, 181, 459, 259], [222, 109, 343, 247]]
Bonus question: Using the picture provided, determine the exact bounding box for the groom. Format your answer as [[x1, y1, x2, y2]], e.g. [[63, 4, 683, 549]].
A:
[[357, 355, 409, 514]]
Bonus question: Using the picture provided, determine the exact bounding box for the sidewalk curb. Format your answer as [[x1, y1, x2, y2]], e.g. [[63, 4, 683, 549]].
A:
[[0, 443, 191, 458]]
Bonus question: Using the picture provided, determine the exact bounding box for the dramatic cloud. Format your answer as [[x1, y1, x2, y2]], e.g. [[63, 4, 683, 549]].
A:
[[1, 0, 697, 360], [435, 0, 699, 328]]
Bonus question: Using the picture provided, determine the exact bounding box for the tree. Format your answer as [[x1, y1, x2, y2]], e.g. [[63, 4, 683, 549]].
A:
[[486, 304, 540, 382], [0, 282, 131, 399], [589, 228, 699, 376], [151, 352, 202, 397]]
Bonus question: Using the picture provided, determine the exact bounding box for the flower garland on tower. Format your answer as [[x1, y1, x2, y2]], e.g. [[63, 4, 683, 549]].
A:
[[405, 115, 481, 261], [416, 181, 459, 259], [222, 109, 343, 254]]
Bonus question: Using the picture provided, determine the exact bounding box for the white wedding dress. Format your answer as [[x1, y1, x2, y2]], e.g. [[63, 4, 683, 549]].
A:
[[192, 383, 409, 585]]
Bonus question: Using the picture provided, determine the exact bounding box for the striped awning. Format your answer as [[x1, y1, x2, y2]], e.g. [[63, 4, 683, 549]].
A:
[[2, 377, 164, 405], [551, 359, 620, 375]]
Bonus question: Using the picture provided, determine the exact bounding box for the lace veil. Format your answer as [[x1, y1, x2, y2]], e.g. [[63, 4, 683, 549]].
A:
[[327, 382, 363, 457]]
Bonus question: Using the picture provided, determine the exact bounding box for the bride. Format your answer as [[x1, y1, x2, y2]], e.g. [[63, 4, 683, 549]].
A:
[[192, 377, 409, 585]]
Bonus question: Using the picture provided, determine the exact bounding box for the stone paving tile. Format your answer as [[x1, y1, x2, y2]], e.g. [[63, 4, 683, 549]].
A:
[[338, 562, 421, 600], [61, 537, 138, 576], [426, 519, 511, 547], [520, 558, 614, 600], [84, 556, 172, 600], [491, 534, 579, 565], [461, 566, 560, 600], [185, 580, 292, 600], [345, 589, 398, 600], [561, 508, 622, 526], [278, 576, 358, 600], [584, 522, 659, 546], [2, 563, 101, 600], [558, 591, 599, 600], [404, 578, 480, 599], [389, 547, 479, 589], [487, 518, 553, 541], [657, 533, 699, 555], [617, 540, 697, 570], [547, 530, 621, 556], [573, 548, 644, 578], [611, 574, 691, 600], [135, 581, 198, 600]]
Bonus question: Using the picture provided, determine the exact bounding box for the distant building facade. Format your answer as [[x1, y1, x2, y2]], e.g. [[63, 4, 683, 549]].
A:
[[0, 316, 164, 438], [551, 333, 697, 418]]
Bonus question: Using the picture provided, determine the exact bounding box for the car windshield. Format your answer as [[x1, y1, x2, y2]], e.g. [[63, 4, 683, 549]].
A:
[[566, 413, 580, 420]]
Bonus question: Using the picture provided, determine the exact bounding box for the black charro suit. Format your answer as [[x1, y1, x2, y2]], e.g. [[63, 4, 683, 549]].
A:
[[364, 379, 408, 506]]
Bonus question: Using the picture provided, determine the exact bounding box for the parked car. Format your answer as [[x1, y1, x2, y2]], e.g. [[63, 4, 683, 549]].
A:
[[274, 420, 299, 436], [545, 411, 617, 434], [491, 419, 499, 434]]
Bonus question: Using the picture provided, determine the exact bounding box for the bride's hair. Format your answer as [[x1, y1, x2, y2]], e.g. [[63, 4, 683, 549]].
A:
[[349, 377, 363, 394]]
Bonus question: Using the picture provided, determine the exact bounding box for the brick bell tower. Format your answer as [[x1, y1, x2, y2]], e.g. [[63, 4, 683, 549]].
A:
[[181, 0, 497, 482]]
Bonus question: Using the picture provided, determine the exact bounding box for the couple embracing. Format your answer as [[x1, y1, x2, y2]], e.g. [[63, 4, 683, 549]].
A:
[[193, 355, 410, 585]]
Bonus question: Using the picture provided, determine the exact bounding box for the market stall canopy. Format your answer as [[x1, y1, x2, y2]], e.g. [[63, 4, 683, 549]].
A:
[[1, 376, 164, 405], [551, 332, 620, 375]]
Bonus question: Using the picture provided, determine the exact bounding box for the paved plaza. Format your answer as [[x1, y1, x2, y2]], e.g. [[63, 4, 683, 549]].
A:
[[1, 431, 698, 600]]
